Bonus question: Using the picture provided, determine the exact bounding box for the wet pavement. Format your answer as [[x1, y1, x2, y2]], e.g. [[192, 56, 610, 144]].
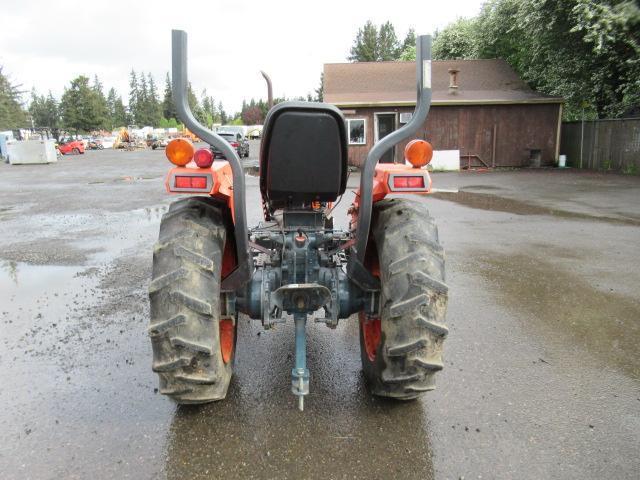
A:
[[1, 149, 639, 479]]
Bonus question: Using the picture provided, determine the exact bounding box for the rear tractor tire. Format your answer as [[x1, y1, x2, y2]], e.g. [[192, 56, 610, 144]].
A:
[[148, 197, 237, 404], [359, 198, 449, 399]]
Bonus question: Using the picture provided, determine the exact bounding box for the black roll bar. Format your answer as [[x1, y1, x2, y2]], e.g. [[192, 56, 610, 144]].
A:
[[172, 30, 253, 290], [352, 35, 433, 266]]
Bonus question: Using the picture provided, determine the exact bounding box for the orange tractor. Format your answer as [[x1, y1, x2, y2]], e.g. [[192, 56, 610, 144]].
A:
[[149, 30, 448, 410]]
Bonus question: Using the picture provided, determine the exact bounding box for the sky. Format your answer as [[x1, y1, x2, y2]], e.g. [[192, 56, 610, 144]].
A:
[[0, 0, 483, 114]]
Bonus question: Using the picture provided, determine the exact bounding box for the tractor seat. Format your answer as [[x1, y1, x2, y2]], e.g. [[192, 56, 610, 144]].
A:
[[259, 102, 348, 211]]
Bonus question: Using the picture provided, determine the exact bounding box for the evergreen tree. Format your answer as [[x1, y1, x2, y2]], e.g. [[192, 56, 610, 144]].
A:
[[91, 74, 109, 130], [138, 74, 149, 125], [315, 72, 324, 102], [113, 95, 128, 128], [106, 87, 127, 129], [349, 21, 379, 61], [147, 73, 162, 126], [29, 90, 60, 138], [187, 82, 203, 123], [378, 21, 401, 60], [401, 28, 417, 52], [162, 72, 177, 121], [201, 89, 216, 126], [0, 66, 26, 130], [60, 75, 105, 133], [217, 100, 228, 124], [128, 70, 138, 126], [348, 21, 409, 62]]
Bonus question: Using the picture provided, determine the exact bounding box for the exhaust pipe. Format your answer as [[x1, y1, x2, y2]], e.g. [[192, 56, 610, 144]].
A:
[[260, 71, 273, 109], [171, 29, 253, 289]]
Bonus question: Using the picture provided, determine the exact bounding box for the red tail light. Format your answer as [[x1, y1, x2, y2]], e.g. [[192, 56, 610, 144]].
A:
[[193, 148, 214, 168], [392, 175, 425, 189], [231, 142, 239, 147], [172, 174, 212, 191]]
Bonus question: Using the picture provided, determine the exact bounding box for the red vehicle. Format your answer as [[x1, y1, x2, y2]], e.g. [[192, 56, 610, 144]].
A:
[[57, 139, 85, 155]]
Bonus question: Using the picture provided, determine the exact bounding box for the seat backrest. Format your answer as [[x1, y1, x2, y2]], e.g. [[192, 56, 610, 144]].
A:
[[259, 102, 348, 212]]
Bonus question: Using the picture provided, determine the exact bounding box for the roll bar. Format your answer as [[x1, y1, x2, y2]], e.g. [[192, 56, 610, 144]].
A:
[[172, 29, 253, 290], [352, 35, 432, 266]]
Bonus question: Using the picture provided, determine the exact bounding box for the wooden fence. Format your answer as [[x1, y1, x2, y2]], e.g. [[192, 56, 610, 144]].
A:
[[560, 118, 640, 173]]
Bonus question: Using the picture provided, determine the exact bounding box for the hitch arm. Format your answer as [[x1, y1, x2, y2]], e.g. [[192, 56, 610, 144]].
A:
[[171, 30, 253, 289]]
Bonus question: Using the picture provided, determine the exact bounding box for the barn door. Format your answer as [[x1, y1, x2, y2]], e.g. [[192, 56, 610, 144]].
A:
[[375, 113, 397, 163]]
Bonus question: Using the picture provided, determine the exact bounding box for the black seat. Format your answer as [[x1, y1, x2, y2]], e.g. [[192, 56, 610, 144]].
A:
[[259, 102, 348, 213]]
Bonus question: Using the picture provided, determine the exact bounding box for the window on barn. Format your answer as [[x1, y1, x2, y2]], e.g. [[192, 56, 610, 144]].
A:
[[347, 118, 366, 145]]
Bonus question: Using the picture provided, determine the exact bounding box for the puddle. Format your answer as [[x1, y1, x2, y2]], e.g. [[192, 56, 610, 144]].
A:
[[431, 191, 640, 226], [471, 253, 640, 379], [0, 261, 102, 350], [0, 260, 94, 292]]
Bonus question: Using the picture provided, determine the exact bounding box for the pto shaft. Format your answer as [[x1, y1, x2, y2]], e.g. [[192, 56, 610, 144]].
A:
[[291, 313, 309, 411]]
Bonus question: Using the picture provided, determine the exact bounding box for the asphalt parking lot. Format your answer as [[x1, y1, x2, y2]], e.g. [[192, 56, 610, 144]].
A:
[[1, 145, 639, 479]]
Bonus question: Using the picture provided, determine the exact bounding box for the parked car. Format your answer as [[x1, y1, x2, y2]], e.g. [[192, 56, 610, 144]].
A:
[[151, 137, 169, 150], [57, 139, 85, 155], [213, 131, 250, 158], [88, 139, 104, 150]]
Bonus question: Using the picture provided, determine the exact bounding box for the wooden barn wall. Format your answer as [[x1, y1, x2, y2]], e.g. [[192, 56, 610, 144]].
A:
[[342, 104, 561, 168]]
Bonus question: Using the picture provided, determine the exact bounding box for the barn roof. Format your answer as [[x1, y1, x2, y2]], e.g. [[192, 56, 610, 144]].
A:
[[323, 59, 563, 107]]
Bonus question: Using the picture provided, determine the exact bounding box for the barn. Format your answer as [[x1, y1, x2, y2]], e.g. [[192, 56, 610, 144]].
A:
[[323, 59, 563, 168]]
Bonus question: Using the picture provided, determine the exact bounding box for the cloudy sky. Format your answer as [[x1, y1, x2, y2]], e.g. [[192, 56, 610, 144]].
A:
[[0, 0, 482, 113]]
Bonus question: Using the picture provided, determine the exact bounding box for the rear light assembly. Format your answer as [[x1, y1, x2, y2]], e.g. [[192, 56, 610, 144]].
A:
[[388, 173, 429, 192], [230, 142, 239, 148], [170, 173, 213, 192]]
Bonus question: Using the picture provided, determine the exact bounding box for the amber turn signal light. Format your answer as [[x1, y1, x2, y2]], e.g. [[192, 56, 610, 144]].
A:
[[166, 138, 195, 166], [405, 139, 433, 168]]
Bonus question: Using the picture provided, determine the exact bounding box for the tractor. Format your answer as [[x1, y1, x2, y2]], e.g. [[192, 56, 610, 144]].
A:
[[148, 30, 448, 410]]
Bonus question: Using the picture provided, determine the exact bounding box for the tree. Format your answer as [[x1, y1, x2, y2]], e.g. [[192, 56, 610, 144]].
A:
[[349, 21, 379, 61], [60, 75, 105, 133], [217, 100, 228, 124], [128, 70, 138, 125], [432, 17, 479, 60], [200, 90, 217, 127], [137, 74, 149, 125], [159, 117, 179, 128], [106, 87, 127, 129], [401, 28, 417, 52], [0, 66, 26, 130], [315, 72, 324, 102], [241, 105, 262, 125], [162, 73, 177, 122], [399, 46, 416, 61], [29, 90, 60, 138], [569, 0, 640, 117], [186, 82, 203, 124], [349, 22, 418, 62], [91, 75, 109, 130], [146, 73, 163, 126], [378, 21, 401, 60]]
